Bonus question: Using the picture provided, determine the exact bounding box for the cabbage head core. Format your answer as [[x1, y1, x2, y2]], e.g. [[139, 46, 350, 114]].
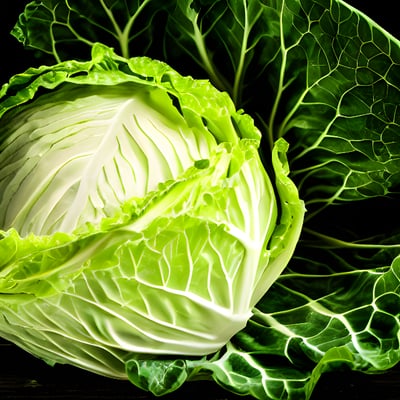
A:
[[0, 83, 217, 235]]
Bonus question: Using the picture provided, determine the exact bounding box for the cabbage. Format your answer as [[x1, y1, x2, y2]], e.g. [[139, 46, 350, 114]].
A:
[[0, 44, 304, 378], [3, 1, 400, 399]]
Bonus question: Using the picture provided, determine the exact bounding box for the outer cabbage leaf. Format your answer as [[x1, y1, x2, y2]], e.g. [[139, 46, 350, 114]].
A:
[[164, 0, 400, 217], [0, 43, 304, 381], [125, 250, 400, 399], [11, 0, 165, 61]]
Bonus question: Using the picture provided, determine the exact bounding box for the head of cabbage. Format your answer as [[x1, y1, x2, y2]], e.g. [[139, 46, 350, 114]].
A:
[[0, 44, 304, 379]]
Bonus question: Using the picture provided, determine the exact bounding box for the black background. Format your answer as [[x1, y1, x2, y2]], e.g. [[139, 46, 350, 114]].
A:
[[0, 1, 400, 399]]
